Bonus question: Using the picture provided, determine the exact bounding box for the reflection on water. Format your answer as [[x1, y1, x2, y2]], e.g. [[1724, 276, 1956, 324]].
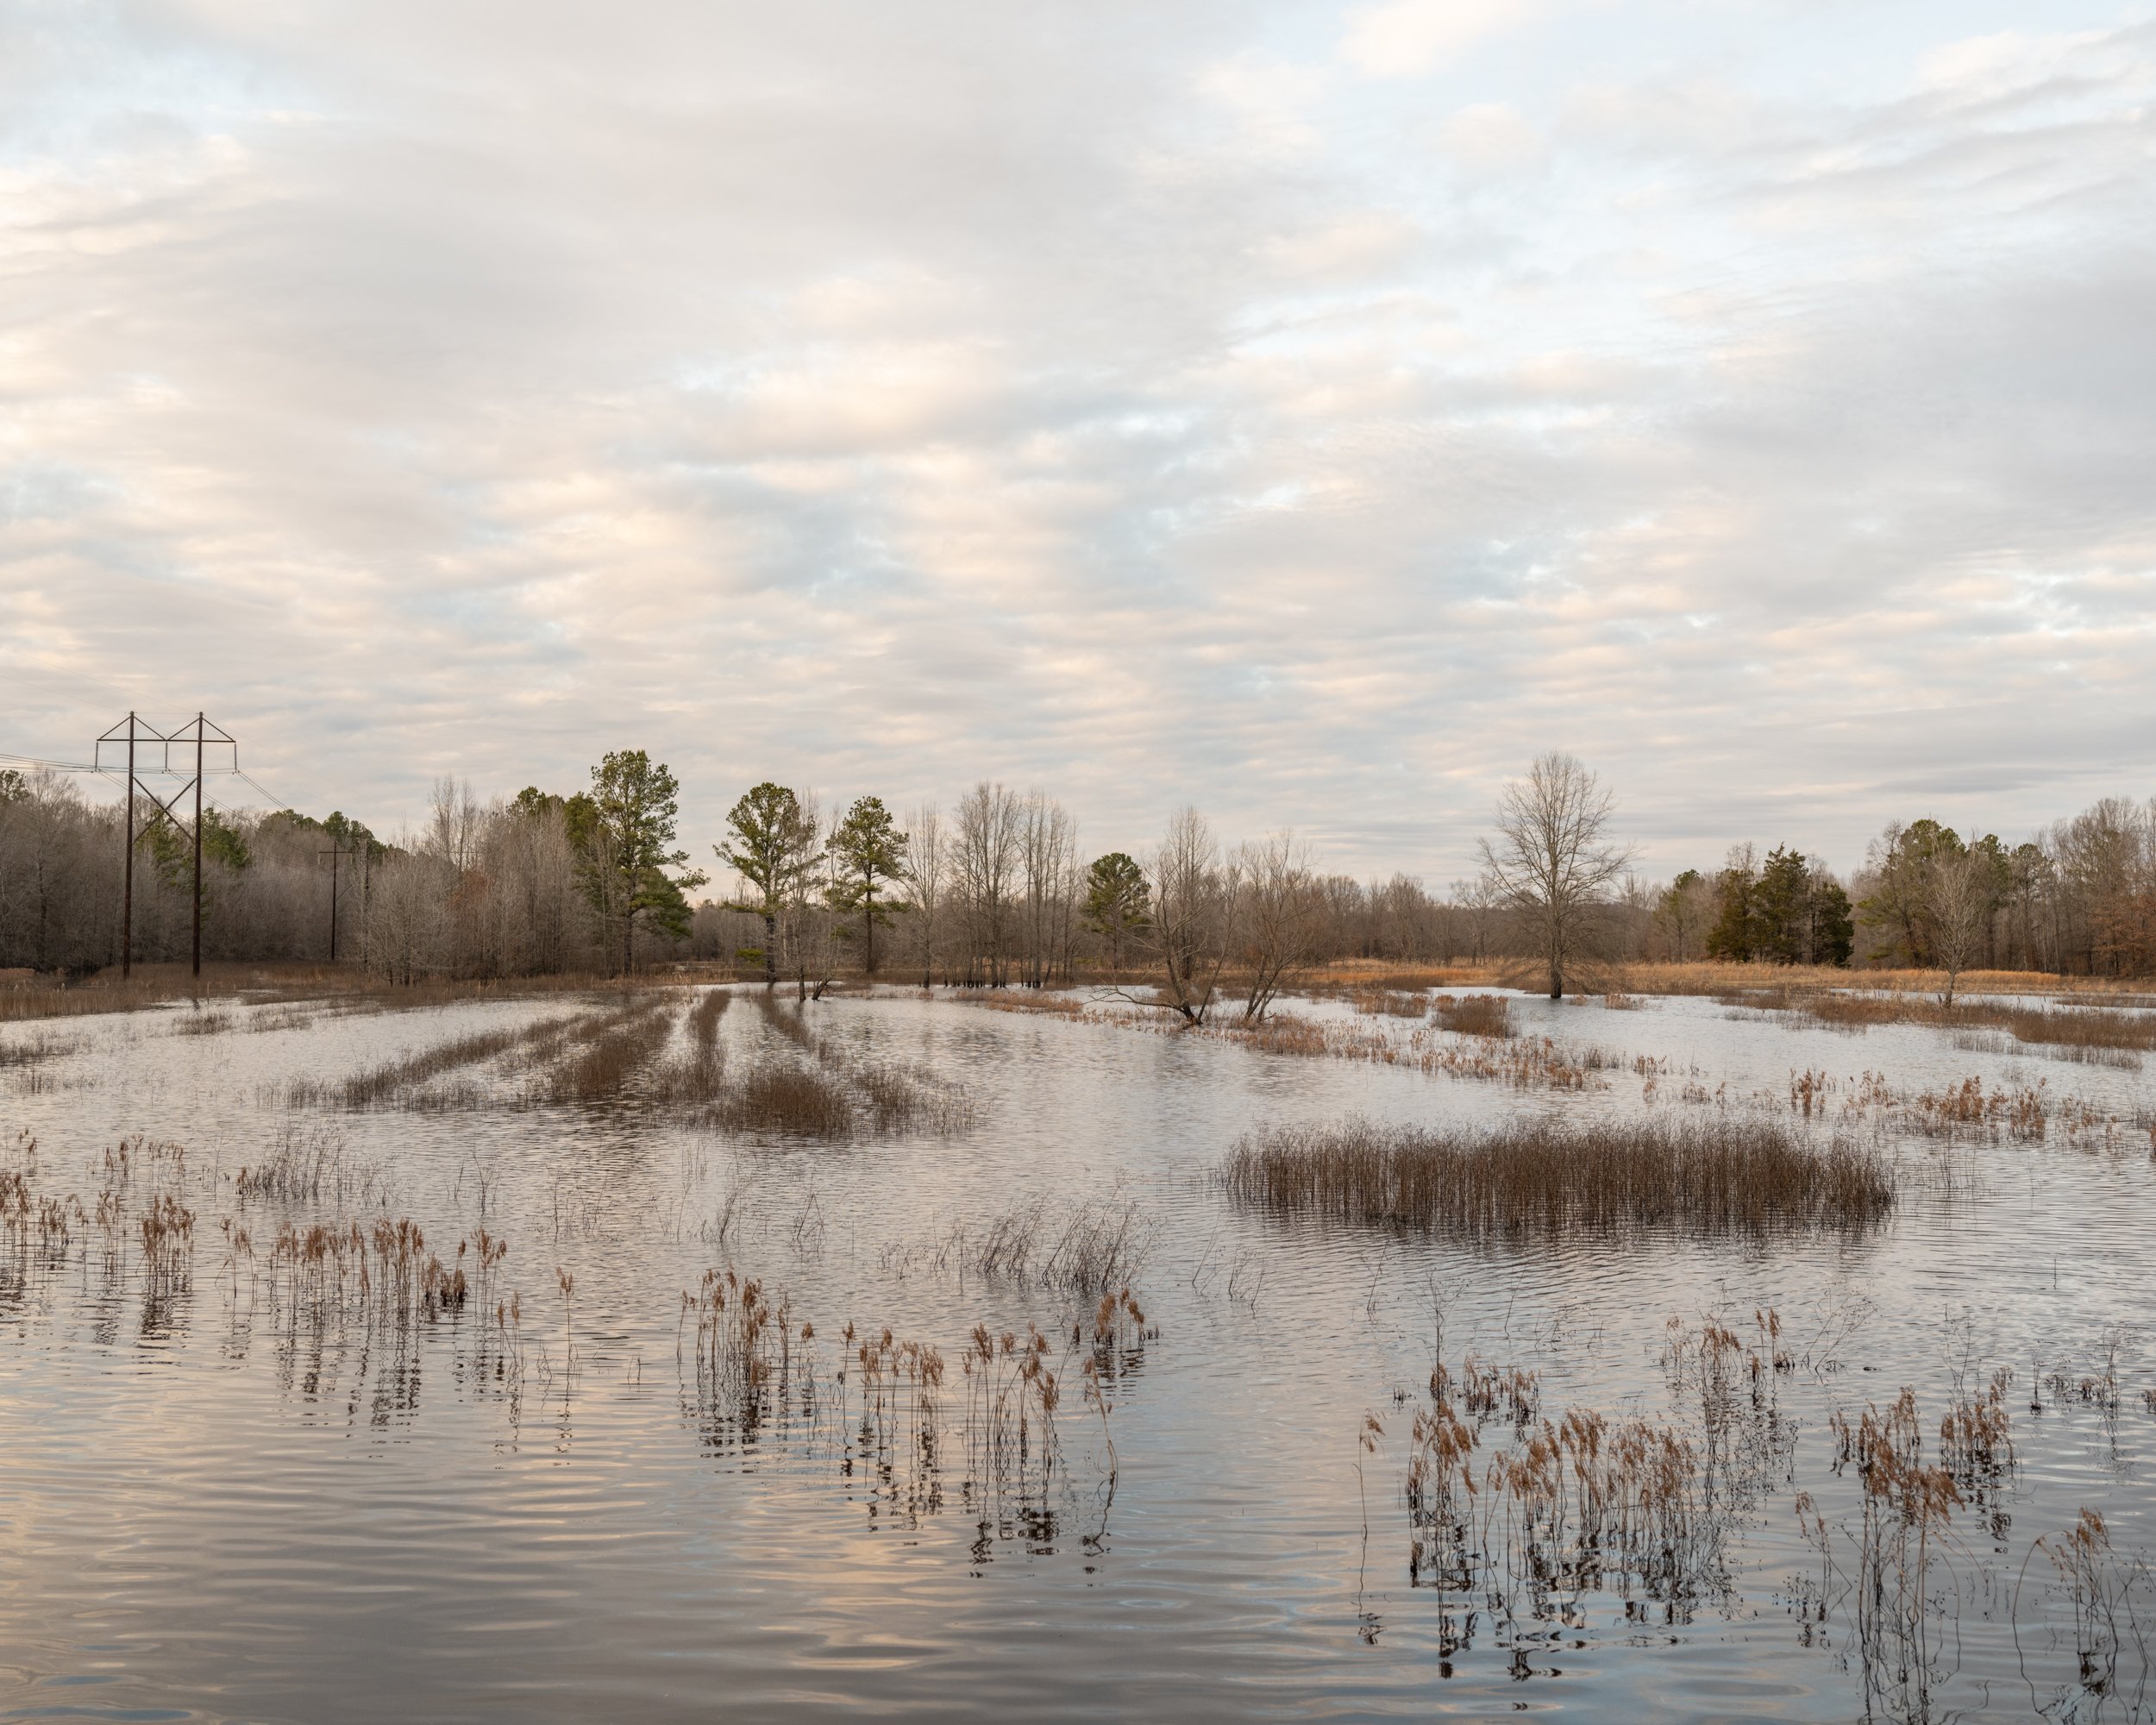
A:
[[0, 984, 2153, 1721]]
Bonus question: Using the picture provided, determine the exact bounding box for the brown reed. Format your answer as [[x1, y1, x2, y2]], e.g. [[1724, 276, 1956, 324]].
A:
[[1222, 1114, 1895, 1239], [1432, 993, 1513, 1038], [542, 999, 674, 1105], [719, 1062, 856, 1137]]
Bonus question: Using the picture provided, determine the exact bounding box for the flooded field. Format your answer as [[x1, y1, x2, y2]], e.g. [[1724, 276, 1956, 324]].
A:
[[3, 982, 2154, 1722]]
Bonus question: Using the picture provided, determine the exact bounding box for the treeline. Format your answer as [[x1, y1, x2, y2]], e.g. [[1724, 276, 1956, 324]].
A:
[[4, 757, 2154, 986], [1617, 800, 2156, 981]]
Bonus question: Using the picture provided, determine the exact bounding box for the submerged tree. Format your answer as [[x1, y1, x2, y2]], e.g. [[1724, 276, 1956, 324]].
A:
[[1081, 851, 1150, 977], [571, 750, 704, 975], [1134, 806, 1229, 1023], [718, 782, 818, 988], [1476, 752, 1632, 1000], [1231, 831, 1320, 1022], [826, 795, 909, 976]]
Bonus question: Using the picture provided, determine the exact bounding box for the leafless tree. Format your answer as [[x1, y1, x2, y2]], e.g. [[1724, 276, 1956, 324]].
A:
[[427, 775, 484, 875], [903, 802, 946, 988], [1019, 790, 1077, 988], [954, 781, 1022, 986], [1127, 806, 1229, 1024], [1231, 831, 1321, 1021], [1476, 752, 1633, 999], [1446, 873, 1504, 963], [1927, 845, 1992, 1007]]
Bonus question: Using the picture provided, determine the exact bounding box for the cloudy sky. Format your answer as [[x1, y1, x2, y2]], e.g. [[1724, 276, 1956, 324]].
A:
[[5, 0, 2153, 881]]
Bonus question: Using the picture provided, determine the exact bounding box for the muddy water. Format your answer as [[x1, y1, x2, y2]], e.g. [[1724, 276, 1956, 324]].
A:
[[1, 987, 2153, 1722]]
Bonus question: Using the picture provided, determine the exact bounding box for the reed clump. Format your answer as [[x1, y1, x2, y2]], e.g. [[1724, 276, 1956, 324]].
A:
[[0, 1028, 83, 1071], [1726, 987, 2156, 1064], [1406, 1347, 1727, 1613], [681, 1268, 815, 1440], [887, 1197, 1156, 1299], [1352, 988, 1429, 1019], [540, 999, 674, 1105], [235, 1126, 350, 1203], [1222, 1114, 1895, 1239], [649, 986, 732, 1107], [1433, 993, 1512, 1038], [720, 1062, 856, 1138]]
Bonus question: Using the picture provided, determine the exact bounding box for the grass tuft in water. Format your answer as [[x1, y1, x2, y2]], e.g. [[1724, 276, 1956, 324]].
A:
[[1222, 1114, 1894, 1239]]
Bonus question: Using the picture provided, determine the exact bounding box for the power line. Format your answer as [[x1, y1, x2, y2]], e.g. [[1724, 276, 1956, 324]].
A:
[[0, 750, 103, 773]]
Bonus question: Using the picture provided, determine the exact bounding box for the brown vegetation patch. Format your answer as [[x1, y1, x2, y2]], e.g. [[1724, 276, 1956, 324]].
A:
[[542, 1000, 675, 1105], [1222, 1114, 1894, 1239], [719, 1062, 857, 1138], [1433, 993, 1512, 1038]]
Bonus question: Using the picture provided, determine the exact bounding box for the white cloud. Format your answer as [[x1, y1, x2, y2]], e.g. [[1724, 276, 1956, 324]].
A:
[[1340, 0, 1539, 78], [1438, 101, 1547, 173], [1, 2, 2152, 877]]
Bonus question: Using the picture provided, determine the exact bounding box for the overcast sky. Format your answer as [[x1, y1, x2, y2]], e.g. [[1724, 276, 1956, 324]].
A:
[[5, 0, 2153, 881]]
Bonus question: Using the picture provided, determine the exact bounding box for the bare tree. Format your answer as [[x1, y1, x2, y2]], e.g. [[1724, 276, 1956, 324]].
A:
[[904, 802, 946, 988], [1476, 752, 1633, 999], [1230, 831, 1320, 1021], [1018, 791, 1077, 988], [1652, 869, 1714, 962], [953, 781, 1022, 986], [1447, 873, 1503, 963], [1927, 845, 1992, 1007], [1127, 806, 1229, 1024]]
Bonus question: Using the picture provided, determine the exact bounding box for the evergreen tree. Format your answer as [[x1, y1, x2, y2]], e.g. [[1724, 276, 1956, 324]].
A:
[[1706, 848, 1758, 960], [826, 795, 908, 975], [718, 782, 818, 988], [571, 750, 704, 975], [1081, 852, 1150, 975]]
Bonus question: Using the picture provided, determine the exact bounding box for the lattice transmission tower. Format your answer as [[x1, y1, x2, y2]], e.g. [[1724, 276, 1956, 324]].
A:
[[94, 712, 238, 982]]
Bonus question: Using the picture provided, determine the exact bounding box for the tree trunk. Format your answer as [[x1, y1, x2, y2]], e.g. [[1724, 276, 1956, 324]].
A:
[[864, 879, 875, 975], [762, 911, 777, 988]]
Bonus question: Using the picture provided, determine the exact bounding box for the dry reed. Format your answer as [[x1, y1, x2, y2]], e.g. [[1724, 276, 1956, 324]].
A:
[[1223, 1114, 1894, 1239], [1432, 994, 1512, 1038], [719, 1062, 856, 1137]]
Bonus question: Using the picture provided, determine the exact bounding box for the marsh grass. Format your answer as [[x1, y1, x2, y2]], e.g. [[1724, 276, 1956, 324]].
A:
[[885, 1197, 1156, 1299], [720, 1062, 857, 1137], [541, 1000, 674, 1105], [283, 1006, 614, 1109], [1432, 993, 1512, 1038], [0, 1028, 82, 1070], [651, 988, 731, 1106], [1713, 987, 2156, 1065], [1223, 1115, 1894, 1239], [1352, 988, 1429, 1019]]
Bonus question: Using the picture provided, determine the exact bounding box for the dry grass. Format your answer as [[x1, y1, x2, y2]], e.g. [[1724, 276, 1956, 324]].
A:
[[947, 988, 1094, 1019], [1351, 988, 1430, 1019], [1618, 960, 2156, 1001], [720, 1062, 857, 1137], [0, 961, 671, 1024], [1200, 1008, 1617, 1091], [0, 1027, 83, 1070], [542, 999, 675, 1105], [651, 989, 731, 1106], [1433, 993, 1512, 1038], [887, 1197, 1154, 1298], [285, 1007, 604, 1109], [1301, 961, 1507, 994], [1223, 1114, 1894, 1239]]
